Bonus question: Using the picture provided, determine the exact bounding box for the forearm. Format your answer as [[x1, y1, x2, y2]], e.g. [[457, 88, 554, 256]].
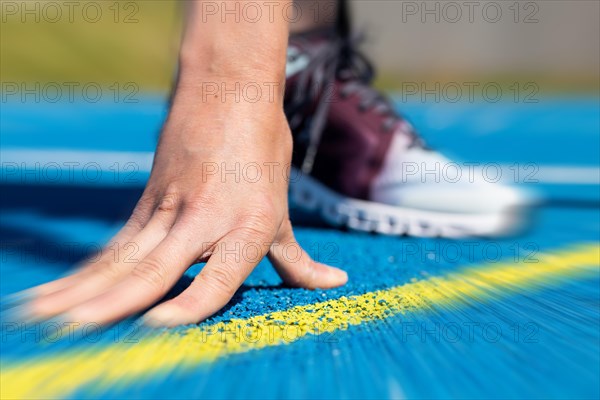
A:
[[162, 1, 293, 159], [177, 0, 290, 94]]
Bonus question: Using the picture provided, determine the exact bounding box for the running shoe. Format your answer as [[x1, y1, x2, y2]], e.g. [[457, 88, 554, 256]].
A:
[[284, 31, 531, 237]]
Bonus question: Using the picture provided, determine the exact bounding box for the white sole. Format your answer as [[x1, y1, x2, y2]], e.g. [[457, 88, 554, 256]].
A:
[[288, 169, 522, 238]]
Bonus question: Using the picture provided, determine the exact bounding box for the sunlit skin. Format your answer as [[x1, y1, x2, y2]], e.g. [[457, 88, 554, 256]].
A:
[[20, 0, 348, 328]]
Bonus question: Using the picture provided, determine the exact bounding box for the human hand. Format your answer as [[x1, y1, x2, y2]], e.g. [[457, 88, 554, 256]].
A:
[[23, 87, 348, 327]]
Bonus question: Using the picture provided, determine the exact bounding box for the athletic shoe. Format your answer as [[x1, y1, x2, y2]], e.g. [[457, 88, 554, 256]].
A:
[[284, 31, 531, 237]]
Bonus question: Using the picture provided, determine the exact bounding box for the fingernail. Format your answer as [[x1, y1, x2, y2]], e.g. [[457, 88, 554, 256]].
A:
[[332, 268, 348, 284]]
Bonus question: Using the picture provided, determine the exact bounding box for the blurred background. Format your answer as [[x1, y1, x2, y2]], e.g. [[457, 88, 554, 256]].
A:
[[2, 0, 599, 209], [2, 0, 599, 93]]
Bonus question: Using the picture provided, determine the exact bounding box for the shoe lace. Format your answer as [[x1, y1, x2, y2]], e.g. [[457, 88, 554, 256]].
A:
[[287, 34, 421, 174]]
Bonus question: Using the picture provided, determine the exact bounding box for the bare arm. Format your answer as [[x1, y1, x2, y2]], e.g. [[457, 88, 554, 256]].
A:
[[25, 0, 347, 327]]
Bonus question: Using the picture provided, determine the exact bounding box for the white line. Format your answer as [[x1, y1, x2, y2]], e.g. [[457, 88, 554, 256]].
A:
[[531, 166, 600, 185], [1, 149, 599, 185], [0, 149, 154, 172]]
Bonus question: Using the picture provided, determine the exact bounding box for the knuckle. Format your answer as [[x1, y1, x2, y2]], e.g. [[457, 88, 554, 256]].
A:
[[180, 203, 212, 227], [87, 258, 109, 274], [96, 262, 124, 282], [156, 192, 179, 213], [236, 210, 277, 241], [186, 192, 217, 213], [130, 193, 157, 224], [132, 258, 168, 290], [127, 213, 147, 232], [235, 225, 271, 243], [172, 293, 201, 312], [200, 266, 238, 297]]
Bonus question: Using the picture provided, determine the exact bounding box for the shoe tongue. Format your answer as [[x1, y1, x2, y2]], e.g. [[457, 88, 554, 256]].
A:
[[285, 46, 311, 79], [287, 28, 337, 78]]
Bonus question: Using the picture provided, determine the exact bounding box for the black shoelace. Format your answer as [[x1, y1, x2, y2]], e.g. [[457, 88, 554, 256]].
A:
[[286, 34, 419, 174]]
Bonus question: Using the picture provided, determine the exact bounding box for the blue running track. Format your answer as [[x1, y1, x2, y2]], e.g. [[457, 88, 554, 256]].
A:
[[1, 97, 599, 399]]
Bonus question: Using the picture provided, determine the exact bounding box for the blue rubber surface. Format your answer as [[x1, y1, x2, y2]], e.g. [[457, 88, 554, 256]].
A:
[[1, 97, 599, 399]]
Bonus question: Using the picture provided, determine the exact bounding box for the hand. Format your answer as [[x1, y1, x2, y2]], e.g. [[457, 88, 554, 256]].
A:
[[23, 90, 348, 327]]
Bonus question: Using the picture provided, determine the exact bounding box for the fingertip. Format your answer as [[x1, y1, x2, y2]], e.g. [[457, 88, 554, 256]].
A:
[[25, 287, 82, 321], [17, 290, 70, 322], [320, 263, 348, 288], [301, 262, 348, 289], [1, 289, 36, 311], [1, 303, 38, 324]]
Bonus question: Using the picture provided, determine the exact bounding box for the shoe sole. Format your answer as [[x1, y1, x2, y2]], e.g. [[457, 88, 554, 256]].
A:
[[288, 169, 522, 238]]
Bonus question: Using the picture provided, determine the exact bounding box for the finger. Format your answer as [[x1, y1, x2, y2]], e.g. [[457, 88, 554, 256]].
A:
[[65, 224, 200, 326], [268, 219, 347, 289], [27, 213, 172, 319], [143, 229, 271, 327], [22, 193, 156, 298], [16, 227, 137, 300]]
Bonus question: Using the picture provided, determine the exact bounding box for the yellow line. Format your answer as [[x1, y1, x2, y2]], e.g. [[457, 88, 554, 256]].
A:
[[1, 244, 599, 399]]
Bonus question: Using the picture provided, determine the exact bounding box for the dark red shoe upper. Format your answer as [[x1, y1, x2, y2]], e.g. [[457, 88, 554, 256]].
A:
[[285, 31, 418, 200]]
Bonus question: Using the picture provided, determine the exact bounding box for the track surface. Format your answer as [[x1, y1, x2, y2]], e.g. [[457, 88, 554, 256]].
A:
[[1, 98, 599, 399]]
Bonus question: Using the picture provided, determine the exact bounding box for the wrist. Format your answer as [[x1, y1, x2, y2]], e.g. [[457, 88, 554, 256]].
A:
[[179, 41, 286, 85], [177, 43, 286, 107], [175, 76, 285, 109], [167, 84, 289, 136]]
